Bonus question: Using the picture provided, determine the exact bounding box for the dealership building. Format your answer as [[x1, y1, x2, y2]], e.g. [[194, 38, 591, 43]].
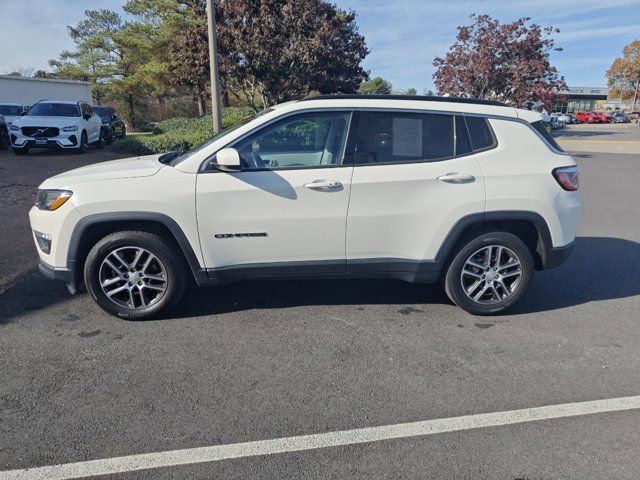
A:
[[553, 86, 609, 113]]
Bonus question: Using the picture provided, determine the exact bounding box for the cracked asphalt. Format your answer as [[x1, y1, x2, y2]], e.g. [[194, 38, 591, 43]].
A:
[[1, 127, 639, 478]]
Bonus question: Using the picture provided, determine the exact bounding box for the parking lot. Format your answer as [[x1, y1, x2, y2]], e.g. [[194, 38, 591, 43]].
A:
[[1, 123, 640, 479]]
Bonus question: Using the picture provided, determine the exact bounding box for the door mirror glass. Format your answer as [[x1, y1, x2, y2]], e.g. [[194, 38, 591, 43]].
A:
[[215, 147, 241, 171]]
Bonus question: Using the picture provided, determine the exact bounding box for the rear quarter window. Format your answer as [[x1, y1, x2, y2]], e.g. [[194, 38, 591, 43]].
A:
[[464, 116, 496, 151], [531, 120, 564, 152]]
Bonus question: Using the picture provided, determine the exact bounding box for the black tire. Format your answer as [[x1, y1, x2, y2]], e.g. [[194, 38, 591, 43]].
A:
[[76, 131, 89, 154], [0, 128, 7, 149], [444, 231, 534, 316], [105, 128, 114, 145], [95, 129, 105, 149], [120, 126, 126, 139], [13, 146, 29, 155], [84, 231, 188, 320]]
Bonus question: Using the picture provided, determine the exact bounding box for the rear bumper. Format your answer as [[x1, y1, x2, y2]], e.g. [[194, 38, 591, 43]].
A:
[[542, 241, 574, 270]]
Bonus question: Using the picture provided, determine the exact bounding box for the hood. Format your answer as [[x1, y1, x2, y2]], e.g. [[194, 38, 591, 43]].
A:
[[13, 116, 82, 127], [40, 155, 164, 188]]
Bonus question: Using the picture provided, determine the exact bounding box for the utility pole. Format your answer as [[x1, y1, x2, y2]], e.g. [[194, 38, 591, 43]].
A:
[[206, 0, 223, 133]]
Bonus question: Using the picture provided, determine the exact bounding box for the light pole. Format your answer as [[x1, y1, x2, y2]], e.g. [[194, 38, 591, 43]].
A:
[[206, 0, 223, 133]]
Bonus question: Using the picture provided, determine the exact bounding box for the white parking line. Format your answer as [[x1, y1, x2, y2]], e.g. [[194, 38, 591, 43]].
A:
[[2, 395, 640, 480]]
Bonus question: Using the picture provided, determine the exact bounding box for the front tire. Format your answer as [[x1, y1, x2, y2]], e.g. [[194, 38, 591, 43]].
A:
[[84, 231, 187, 320], [13, 146, 29, 155], [444, 232, 534, 315], [76, 131, 89, 154]]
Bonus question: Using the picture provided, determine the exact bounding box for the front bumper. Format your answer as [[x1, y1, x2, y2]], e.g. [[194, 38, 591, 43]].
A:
[[11, 132, 78, 149], [38, 260, 77, 293]]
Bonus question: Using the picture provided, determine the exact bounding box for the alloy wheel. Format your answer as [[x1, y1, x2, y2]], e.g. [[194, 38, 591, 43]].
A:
[[460, 245, 523, 304], [99, 246, 168, 309]]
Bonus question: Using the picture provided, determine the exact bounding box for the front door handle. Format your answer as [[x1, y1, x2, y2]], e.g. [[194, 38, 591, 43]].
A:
[[304, 180, 343, 190], [437, 173, 476, 184]]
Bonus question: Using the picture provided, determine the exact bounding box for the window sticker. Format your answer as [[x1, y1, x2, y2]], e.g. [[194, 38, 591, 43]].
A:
[[392, 117, 422, 157]]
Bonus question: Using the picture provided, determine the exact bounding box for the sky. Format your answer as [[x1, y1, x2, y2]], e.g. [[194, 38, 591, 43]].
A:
[[1, 0, 639, 93]]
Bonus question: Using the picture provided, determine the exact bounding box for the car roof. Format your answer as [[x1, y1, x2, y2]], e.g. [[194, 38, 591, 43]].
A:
[[37, 100, 81, 105]]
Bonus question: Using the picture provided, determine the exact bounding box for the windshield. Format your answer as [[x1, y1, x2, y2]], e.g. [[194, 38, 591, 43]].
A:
[[27, 103, 80, 117], [93, 107, 111, 119], [0, 105, 22, 116], [170, 108, 274, 166]]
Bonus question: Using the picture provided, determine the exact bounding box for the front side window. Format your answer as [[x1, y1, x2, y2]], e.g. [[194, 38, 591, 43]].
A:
[[234, 112, 351, 170], [355, 111, 455, 164], [27, 103, 80, 117], [0, 105, 23, 116]]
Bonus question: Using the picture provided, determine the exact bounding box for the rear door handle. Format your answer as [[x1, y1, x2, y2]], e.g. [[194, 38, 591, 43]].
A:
[[437, 173, 476, 184], [304, 180, 343, 190]]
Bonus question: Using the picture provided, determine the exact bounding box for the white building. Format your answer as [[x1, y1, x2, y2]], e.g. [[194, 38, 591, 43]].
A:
[[0, 75, 92, 105]]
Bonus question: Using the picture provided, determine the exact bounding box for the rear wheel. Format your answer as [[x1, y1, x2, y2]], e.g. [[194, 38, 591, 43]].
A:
[[444, 232, 534, 315], [95, 129, 105, 149], [84, 231, 187, 320], [0, 127, 8, 149]]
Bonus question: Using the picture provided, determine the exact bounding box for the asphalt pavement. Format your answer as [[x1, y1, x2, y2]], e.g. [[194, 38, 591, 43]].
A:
[[1, 127, 639, 479]]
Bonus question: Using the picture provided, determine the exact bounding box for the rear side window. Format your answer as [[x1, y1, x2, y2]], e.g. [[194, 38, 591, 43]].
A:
[[531, 120, 564, 152], [464, 116, 496, 151], [356, 111, 454, 164]]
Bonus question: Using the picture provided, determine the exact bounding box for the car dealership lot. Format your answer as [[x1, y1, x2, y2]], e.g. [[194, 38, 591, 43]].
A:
[[1, 128, 640, 478]]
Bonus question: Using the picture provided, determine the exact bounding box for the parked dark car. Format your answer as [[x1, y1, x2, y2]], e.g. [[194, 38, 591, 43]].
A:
[[92, 106, 126, 144], [0, 114, 9, 149], [611, 112, 629, 123]]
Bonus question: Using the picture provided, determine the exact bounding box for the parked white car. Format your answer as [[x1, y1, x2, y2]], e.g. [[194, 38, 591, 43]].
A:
[[552, 112, 571, 125], [0, 103, 26, 128], [10, 100, 103, 155], [29, 95, 581, 319]]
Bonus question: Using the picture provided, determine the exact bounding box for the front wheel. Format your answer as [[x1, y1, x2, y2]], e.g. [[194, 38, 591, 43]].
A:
[[84, 231, 187, 320], [76, 131, 89, 154], [444, 232, 534, 315]]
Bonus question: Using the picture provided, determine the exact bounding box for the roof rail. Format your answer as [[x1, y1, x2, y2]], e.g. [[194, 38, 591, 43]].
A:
[[299, 94, 508, 107]]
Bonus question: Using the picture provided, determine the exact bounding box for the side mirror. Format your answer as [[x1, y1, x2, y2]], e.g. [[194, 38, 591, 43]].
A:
[[215, 147, 241, 171]]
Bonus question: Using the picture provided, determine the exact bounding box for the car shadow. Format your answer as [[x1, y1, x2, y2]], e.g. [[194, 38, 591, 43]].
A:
[[170, 236, 640, 318], [2, 236, 638, 323], [552, 129, 629, 139]]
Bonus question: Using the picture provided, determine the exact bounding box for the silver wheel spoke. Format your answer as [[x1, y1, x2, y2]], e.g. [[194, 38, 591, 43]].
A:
[[102, 276, 122, 287], [99, 246, 167, 310], [106, 284, 128, 298], [466, 279, 483, 295]]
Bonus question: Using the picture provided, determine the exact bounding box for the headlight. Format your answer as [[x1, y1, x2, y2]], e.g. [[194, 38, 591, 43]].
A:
[[62, 125, 78, 132], [10, 124, 20, 131], [35, 190, 73, 211]]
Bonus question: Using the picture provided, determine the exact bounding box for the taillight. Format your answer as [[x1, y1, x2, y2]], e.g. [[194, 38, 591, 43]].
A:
[[553, 166, 579, 191]]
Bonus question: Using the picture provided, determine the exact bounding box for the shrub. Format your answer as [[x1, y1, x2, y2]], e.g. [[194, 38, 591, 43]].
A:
[[112, 106, 256, 156]]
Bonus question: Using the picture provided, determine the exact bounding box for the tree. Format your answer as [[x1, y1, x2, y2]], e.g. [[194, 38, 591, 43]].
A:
[[433, 15, 566, 108], [2, 66, 36, 77], [168, 23, 210, 115], [607, 40, 640, 111], [216, 0, 369, 110], [424, 89, 434, 96], [49, 9, 166, 126], [404, 87, 417, 96], [358, 77, 392, 95]]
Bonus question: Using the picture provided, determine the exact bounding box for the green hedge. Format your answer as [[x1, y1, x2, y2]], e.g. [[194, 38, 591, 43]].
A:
[[111, 107, 255, 156]]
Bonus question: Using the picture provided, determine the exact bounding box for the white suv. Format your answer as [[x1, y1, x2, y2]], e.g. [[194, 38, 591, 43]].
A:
[[10, 100, 103, 155], [29, 95, 581, 319]]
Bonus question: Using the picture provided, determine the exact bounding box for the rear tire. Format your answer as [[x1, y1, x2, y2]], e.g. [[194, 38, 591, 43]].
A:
[[0, 128, 7, 149], [95, 129, 105, 149], [84, 231, 188, 320], [444, 232, 534, 316]]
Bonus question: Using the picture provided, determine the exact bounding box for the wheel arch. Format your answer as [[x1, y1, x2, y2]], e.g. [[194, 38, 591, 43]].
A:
[[435, 211, 554, 273], [67, 212, 206, 291]]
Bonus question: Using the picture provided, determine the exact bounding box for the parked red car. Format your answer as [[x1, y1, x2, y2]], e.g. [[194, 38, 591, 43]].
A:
[[575, 111, 599, 124], [593, 112, 613, 123]]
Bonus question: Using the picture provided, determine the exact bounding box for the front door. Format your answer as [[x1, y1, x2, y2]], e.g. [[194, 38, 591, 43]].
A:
[[196, 110, 355, 276]]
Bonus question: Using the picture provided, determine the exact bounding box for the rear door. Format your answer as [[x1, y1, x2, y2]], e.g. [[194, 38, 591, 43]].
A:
[[346, 110, 487, 277]]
